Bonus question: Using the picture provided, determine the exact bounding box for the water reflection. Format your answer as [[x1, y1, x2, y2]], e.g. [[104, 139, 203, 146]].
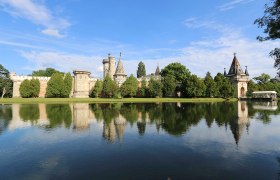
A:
[[0, 101, 279, 144]]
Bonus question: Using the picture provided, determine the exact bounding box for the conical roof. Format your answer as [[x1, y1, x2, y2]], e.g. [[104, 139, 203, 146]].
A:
[[155, 65, 160, 76], [227, 54, 244, 76], [114, 58, 126, 76]]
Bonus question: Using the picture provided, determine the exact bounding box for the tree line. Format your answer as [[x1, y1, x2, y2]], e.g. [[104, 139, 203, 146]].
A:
[[1, 61, 279, 99], [90, 62, 235, 98]]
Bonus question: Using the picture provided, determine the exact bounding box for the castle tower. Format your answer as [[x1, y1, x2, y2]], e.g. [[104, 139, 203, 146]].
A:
[[155, 65, 160, 76], [73, 70, 91, 98], [103, 53, 116, 79], [108, 54, 116, 78], [113, 53, 127, 86], [225, 54, 249, 98], [103, 57, 109, 78]]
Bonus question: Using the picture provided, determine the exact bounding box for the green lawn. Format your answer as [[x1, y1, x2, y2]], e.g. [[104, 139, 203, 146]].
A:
[[0, 97, 237, 104]]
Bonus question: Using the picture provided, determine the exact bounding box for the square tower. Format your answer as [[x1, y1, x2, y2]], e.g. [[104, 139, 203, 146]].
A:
[[73, 70, 91, 98]]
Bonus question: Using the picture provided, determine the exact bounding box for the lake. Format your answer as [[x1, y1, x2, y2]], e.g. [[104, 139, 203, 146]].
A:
[[0, 101, 279, 179]]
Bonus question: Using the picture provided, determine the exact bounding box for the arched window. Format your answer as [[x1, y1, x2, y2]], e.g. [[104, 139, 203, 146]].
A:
[[240, 87, 245, 97]]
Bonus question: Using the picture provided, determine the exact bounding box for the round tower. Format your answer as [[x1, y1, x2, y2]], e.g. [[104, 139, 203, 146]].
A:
[[103, 58, 109, 78], [108, 54, 115, 79]]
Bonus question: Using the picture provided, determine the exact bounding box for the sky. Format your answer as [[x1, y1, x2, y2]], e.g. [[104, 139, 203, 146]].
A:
[[0, 0, 279, 78]]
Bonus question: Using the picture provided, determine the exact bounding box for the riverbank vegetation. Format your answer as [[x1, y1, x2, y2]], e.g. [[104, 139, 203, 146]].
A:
[[0, 97, 236, 104]]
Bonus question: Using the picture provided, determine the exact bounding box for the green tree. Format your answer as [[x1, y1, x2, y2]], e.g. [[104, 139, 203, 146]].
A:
[[137, 79, 147, 97], [90, 79, 103, 98], [30, 79, 40, 97], [19, 79, 40, 98], [255, 0, 280, 76], [247, 80, 259, 97], [204, 72, 218, 97], [162, 74, 176, 97], [137, 61, 146, 78], [214, 73, 235, 98], [148, 78, 163, 97], [0, 64, 13, 98], [160, 63, 191, 82], [120, 74, 138, 97], [19, 79, 31, 98], [32, 68, 63, 77], [253, 73, 271, 84], [182, 74, 206, 97], [62, 72, 72, 97], [102, 75, 119, 98], [46, 73, 64, 97]]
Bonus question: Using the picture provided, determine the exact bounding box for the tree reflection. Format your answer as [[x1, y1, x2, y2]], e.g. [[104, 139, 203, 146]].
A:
[[19, 104, 39, 124], [46, 104, 72, 129], [0, 105, 12, 134], [0, 100, 278, 144]]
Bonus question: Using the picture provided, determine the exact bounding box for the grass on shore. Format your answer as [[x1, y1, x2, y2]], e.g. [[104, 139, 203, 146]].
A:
[[0, 97, 237, 104]]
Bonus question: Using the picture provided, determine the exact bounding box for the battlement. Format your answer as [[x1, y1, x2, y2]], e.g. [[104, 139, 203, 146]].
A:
[[10, 73, 51, 82]]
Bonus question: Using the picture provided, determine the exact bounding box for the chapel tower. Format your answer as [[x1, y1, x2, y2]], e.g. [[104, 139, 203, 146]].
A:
[[224, 53, 249, 98], [113, 53, 127, 86]]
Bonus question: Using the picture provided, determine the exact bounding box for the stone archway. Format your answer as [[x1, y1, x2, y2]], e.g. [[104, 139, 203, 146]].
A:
[[240, 87, 245, 97]]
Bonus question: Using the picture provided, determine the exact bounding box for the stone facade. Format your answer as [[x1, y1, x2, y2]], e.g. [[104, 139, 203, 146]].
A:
[[225, 54, 250, 98], [72, 70, 97, 98], [10, 70, 97, 98]]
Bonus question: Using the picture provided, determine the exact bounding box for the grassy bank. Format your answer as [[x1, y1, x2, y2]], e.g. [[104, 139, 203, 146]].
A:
[[0, 98, 237, 104]]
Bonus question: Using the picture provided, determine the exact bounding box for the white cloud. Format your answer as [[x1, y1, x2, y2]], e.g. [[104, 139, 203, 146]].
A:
[[19, 33, 279, 79], [21, 51, 103, 77], [218, 0, 255, 11], [41, 28, 65, 38], [0, 0, 70, 37], [12, 16, 279, 79]]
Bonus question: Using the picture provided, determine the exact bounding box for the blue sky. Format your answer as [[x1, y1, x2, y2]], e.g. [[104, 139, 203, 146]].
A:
[[0, 0, 279, 78]]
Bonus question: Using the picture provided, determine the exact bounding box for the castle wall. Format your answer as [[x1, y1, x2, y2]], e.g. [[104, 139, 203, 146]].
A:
[[10, 72, 98, 98], [10, 74, 51, 98]]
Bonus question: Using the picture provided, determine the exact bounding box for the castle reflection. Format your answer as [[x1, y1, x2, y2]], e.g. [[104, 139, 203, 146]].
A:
[[0, 101, 279, 144]]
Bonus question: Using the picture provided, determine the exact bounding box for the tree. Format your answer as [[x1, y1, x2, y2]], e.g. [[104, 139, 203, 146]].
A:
[[19, 79, 31, 98], [120, 74, 138, 97], [255, 0, 280, 76], [30, 79, 40, 97], [182, 74, 206, 97], [253, 73, 271, 84], [214, 73, 235, 98], [90, 79, 103, 98], [137, 61, 146, 78], [204, 72, 218, 97], [0, 64, 13, 98], [160, 63, 191, 82], [162, 74, 176, 97], [62, 72, 73, 97], [31, 68, 63, 77], [137, 79, 147, 97], [147, 78, 163, 97], [46, 73, 64, 97], [247, 80, 259, 97], [102, 75, 119, 98]]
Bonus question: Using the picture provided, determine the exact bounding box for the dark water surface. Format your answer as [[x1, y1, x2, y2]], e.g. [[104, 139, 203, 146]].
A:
[[0, 102, 279, 180]]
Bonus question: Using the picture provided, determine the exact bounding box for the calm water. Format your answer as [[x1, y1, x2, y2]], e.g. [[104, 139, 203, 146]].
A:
[[0, 102, 279, 180]]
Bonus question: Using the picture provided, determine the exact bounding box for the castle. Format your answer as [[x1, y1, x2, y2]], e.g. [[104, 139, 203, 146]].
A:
[[10, 53, 249, 98]]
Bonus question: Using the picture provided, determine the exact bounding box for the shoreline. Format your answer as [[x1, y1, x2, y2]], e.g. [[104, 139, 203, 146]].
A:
[[0, 98, 237, 104]]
